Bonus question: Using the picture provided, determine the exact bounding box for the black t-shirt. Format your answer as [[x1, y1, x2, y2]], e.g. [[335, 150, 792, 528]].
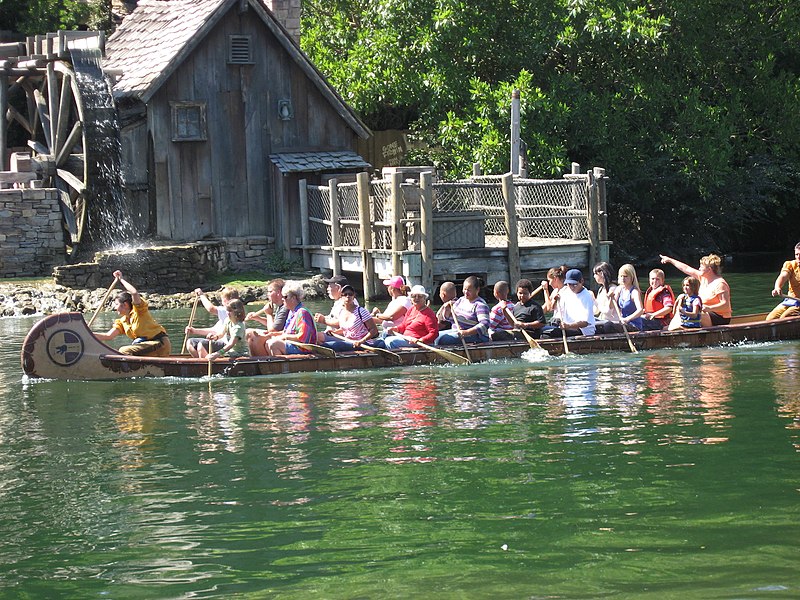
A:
[[512, 298, 545, 326]]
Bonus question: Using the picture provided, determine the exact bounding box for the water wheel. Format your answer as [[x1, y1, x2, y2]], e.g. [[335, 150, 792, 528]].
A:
[[12, 35, 125, 256]]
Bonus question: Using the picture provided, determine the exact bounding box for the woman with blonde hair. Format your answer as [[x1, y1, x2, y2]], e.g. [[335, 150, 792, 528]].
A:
[[660, 253, 731, 326], [610, 263, 644, 332]]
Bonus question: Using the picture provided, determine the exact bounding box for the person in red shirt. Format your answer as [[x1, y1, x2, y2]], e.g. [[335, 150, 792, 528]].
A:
[[383, 285, 439, 349]]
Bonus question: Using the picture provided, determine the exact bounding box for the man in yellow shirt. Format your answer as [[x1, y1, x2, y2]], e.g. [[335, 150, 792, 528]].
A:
[[95, 270, 172, 356], [767, 242, 800, 321]]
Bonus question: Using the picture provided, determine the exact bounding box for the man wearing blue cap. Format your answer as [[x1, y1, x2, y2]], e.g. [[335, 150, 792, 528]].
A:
[[542, 268, 596, 337]]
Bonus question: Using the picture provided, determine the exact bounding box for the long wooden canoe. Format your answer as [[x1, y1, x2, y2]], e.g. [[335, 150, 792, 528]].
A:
[[20, 311, 800, 381]]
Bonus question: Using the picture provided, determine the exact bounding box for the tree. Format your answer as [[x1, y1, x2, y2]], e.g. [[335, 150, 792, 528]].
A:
[[301, 0, 800, 258]]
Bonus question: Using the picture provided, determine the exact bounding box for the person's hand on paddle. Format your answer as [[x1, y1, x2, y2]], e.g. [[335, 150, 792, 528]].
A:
[[185, 325, 196, 335], [206, 332, 219, 340], [207, 352, 220, 360], [772, 287, 783, 297]]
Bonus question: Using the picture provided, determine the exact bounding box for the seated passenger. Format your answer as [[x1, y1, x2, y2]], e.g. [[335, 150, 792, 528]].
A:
[[322, 285, 382, 351], [201, 299, 249, 359], [383, 285, 439, 349], [669, 277, 703, 330], [592, 262, 619, 334], [660, 253, 731, 326], [541, 269, 596, 337], [185, 286, 240, 357], [609, 263, 644, 332], [767, 241, 800, 320], [372, 275, 412, 334], [642, 269, 675, 331], [436, 281, 457, 330], [434, 276, 490, 345], [509, 278, 545, 339], [245, 279, 288, 356], [314, 275, 352, 343], [264, 283, 318, 356], [488, 280, 515, 342], [541, 266, 567, 326]]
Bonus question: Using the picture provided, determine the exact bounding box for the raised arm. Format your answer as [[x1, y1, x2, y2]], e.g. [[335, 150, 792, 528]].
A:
[[114, 270, 142, 305], [659, 255, 701, 279], [772, 270, 790, 297]]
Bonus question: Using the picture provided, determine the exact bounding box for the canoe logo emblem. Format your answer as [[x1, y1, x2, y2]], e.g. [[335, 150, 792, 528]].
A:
[[46, 329, 84, 366]]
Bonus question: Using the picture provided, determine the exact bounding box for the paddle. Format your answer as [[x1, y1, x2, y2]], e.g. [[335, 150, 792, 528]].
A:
[[292, 341, 338, 358], [503, 306, 542, 350], [612, 300, 639, 354], [448, 301, 473, 363], [401, 335, 471, 365], [87, 276, 119, 329], [181, 294, 200, 354], [328, 332, 403, 364]]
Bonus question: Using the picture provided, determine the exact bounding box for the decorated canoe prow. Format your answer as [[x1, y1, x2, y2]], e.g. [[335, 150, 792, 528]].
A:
[[20, 311, 800, 381]]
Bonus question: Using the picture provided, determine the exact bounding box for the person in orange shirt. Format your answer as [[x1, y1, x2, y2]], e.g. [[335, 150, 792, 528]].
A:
[[94, 270, 171, 356], [767, 242, 800, 320], [660, 253, 731, 326]]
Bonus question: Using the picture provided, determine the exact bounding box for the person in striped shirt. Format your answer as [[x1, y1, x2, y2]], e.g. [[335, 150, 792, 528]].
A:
[[488, 280, 515, 342], [434, 275, 490, 345]]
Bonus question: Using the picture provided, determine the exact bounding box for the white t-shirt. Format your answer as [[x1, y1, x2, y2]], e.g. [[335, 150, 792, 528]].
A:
[[561, 287, 596, 335], [381, 296, 412, 329], [212, 306, 229, 335]]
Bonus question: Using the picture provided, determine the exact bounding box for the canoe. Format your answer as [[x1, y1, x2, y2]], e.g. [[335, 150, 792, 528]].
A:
[[20, 311, 800, 381]]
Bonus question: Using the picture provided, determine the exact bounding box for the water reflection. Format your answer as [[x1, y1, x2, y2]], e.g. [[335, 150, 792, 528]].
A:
[[771, 348, 800, 450]]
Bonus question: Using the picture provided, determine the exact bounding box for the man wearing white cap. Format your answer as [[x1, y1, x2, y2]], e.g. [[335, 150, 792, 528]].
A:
[[383, 285, 439, 349]]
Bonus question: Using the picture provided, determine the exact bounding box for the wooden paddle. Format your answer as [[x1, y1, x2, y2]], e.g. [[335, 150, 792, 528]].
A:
[[181, 294, 200, 354], [612, 300, 639, 354], [87, 276, 119, 328], [448, 301, 473, 363], [402, 335, 471, 365], [328, 332, 403, 364], [503, 306, 542, 350], [292, 341, 338, 358]]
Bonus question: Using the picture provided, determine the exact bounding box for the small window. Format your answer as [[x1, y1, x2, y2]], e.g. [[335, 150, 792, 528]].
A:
[[170, 102, 207, 142], [228, 35, 253, 64]]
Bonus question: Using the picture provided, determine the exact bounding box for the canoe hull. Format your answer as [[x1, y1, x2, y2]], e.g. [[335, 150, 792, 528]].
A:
[[20, 311, 800, 381]]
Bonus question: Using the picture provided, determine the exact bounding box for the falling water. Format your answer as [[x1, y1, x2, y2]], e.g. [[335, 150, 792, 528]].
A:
[[68, 38, 135, 249]]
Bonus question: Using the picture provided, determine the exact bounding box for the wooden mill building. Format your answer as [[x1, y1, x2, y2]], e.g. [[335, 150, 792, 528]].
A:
[[104, 0, 371, 257]]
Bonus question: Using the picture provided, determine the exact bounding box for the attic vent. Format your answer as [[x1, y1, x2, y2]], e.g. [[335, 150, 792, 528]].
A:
[[228, 35, 253, 64]]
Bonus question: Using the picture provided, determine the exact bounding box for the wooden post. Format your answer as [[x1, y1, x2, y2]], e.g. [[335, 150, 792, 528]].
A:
[[587, 169, 600, 270], [472, 162, 481, 177], [299, 178, 311, 269], [390, 171, 403, 277], [510, 89, 521, 175], [357, 171, 376, 300], [571, 162, 581, 240], [419, 172, 434, 293], [502, 172, 521, 285], [0, 75, 7, 170], [593, 166, 607, 241], [329, 178, 341, 276]]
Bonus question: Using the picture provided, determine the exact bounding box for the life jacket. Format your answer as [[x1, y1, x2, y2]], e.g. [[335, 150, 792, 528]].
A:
[[644, 284, 675, 324]]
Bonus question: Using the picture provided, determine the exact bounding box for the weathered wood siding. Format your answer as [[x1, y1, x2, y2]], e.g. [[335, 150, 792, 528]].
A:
[[146, 6, 360, 242]]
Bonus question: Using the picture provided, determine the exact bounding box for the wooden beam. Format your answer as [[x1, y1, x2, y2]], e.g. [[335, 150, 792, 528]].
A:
[[502, 172, 521, 285], [55, 121, 82, 167], [419, 172, 434, 292], [10, 105, 33, 135], [390, 171, 403, 276], [329, 178, 341, 276], [0, 74, 7, 169], [56, 167, 85, 194], [299, 178, 311, 269], [47, 62, 57, 153], [357, 171, 376, 300], [33, 88, 52, 150], [55, 70, 72, 153]]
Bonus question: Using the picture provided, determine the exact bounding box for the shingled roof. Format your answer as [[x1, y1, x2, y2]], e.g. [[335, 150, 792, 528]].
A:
[[104, 0, 370, 139], [270, 151, 371, 174]]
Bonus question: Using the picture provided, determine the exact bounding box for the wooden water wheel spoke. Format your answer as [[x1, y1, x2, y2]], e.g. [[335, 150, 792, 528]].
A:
[[55, 121, 82, 167], [56, 168, 86, 194], [46, 63, 57, 152], [33, 88, 52, 149], [55, 71, 73, 152]]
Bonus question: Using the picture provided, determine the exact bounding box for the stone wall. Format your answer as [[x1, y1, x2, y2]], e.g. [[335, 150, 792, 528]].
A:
[[0, 188, 65, 277], [225, 236, 274, 271], [53, 241, 228, 292]]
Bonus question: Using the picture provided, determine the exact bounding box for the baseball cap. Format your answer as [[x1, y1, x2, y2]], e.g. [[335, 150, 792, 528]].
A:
[[323, 275, 348, 286], [382, 275, 406, 289], [564, 269, 583, 285]]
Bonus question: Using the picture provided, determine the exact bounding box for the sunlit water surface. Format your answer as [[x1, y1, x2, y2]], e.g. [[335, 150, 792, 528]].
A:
[[1, 284, 799, 598]]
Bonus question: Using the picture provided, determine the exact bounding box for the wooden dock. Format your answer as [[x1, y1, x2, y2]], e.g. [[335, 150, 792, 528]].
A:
[[297, 165, 610, 298]]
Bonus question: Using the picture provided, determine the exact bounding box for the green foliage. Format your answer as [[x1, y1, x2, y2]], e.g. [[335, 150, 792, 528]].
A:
[[302, 0, 800, 258], [1, 0, 112, 35]]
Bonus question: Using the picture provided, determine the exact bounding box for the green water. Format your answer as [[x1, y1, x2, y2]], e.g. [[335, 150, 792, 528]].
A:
[[1, 273, 799, 598]]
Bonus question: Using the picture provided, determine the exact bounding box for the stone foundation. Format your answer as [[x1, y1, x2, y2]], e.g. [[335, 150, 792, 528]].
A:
[[225, 236, 274, 271], [53, 241, 227, 292], [0, 188, 64, 277]]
